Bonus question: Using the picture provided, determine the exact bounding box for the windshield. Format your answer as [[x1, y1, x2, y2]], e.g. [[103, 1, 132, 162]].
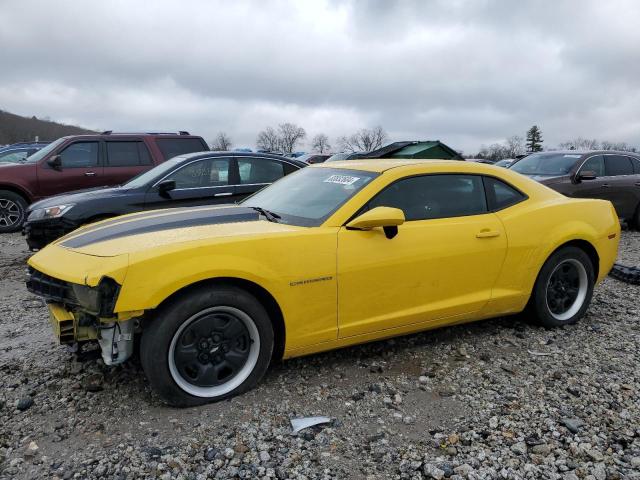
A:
[[123, 157, 184, 188], [24, 137, 67, 163], [242, 167, 378, 226], [511, 153, 582, 176]]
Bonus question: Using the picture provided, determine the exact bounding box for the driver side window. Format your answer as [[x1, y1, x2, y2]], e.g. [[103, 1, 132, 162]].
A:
[[59, 142, 99, 168], [366, 174, 487, 221], [580, 155, 604, 177]]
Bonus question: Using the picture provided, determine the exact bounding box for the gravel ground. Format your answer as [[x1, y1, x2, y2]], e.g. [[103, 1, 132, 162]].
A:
[[0, 231, 639, 480]]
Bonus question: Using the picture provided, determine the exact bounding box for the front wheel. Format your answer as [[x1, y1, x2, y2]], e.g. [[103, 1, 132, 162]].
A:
[[527, 246, 595, 327], [0, 190, 28, 233], [140, 285, 274, 407]]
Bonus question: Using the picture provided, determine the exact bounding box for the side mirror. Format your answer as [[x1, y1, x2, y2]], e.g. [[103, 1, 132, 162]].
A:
[[346, 206, 405, 239], [577, 170, 597, 182], [47, 155, 62, 170], [157, 180, 176, 198]]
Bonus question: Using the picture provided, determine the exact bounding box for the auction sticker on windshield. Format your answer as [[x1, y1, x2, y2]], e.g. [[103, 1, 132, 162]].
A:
[[324, 174, 361, 185]]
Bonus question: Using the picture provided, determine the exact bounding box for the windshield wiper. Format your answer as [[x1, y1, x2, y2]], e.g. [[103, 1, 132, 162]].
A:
[[249, 206, 281, 223]]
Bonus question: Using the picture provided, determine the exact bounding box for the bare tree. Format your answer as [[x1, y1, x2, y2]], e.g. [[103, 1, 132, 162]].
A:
[[210, 132, 232, 151], [311, 133, 331, 153], [600, 140, 637, 152], [278, 123, 306, 154], [505, 135, 525, 158], [558, 137, 599, 151], [477, 143, 510, 161], [256, 123, 306, 153], [256, 126, 281, 152], [339, 126, 387, 153]]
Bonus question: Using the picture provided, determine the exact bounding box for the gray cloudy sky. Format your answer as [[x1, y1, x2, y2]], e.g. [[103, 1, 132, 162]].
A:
[[1, 0, 639, 153]]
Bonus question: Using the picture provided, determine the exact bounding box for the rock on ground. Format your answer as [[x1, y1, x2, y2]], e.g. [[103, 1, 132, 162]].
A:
[[1, 231, 639, 479]]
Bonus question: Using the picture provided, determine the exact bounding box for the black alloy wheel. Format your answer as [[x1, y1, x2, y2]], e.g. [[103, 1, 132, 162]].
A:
[[140, 285, 274, 407]]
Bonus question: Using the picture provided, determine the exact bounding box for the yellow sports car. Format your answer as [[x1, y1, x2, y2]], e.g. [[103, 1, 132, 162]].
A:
[[27, 159, 620, 406]]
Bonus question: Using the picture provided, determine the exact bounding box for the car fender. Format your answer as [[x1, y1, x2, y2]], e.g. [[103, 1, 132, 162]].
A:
[[0, 182, 35, 203], [115, 252, 283, 314]]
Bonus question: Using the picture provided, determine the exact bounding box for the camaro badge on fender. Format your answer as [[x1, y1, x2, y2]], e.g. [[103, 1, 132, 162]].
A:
[[290, 276, 333, 287]]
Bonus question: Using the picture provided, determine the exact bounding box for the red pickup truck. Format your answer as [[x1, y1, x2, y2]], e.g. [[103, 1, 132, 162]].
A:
[[0, 132, 209, 232]]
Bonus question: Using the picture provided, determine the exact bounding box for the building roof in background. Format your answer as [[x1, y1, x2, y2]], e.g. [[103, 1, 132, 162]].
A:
[[367, 140, 463, 160]]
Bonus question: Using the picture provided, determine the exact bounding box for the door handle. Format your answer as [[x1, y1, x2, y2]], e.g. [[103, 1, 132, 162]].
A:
[[634, 182, 640, 187], [214, 192, 233, 197], [84, 172, 96, 177], [476, 230, 500, 239], [601, 183, 610, 188]]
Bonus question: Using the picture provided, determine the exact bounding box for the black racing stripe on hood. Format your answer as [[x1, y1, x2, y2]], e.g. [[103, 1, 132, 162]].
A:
[[61, 207, 259, 248], [71, 205, 212, 236]]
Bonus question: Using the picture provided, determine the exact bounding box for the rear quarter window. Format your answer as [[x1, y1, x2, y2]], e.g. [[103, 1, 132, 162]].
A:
[[605, 155, 633, 176], [155, 138, 208, 160], [483, 176, 527, 211]]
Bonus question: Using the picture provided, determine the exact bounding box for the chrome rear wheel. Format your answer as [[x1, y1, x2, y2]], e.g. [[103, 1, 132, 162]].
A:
[[545, 259, 588, 321]]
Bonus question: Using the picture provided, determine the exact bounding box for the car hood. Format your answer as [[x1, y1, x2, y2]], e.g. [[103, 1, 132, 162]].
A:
[[29, 186, 126, 210], [0, 162, 33, 171], [49, 205, 304, 257]]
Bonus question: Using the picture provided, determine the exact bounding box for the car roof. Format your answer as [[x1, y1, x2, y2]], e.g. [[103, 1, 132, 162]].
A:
[[313, 158, 495, 173], [176, 150, 307, 167], [523, 150, 640, 157]]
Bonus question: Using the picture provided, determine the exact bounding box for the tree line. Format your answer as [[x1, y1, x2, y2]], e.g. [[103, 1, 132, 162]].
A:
[[210, 124, 388, 154], [472, 125, 638, 161]]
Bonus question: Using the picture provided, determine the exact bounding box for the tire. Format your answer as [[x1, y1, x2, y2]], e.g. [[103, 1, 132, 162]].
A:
[[0, 190, 28, 233], [526, 246, 595, 327], [140, 284, 274, 407], [634, 203, 640, 231]]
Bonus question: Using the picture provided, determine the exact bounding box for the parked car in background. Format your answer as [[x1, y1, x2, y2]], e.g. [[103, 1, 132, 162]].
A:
[[297, 153, 331, 164], [24, 152, 305, 249], [0, 131, 208, 233], [494, 159, 515, 168], [0, 145, 46, 163], [466, 158, 495, 164], [27, 159, 620, 405], [510, 150, 640, 227], [325, 152, 367, 162], [0, 141, 49, 153]]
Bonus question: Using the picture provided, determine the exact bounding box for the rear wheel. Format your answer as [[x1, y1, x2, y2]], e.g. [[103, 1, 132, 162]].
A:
[[527, 246, 594, 327], [140, 285, 273, 407], [0, 190, 28, 233]]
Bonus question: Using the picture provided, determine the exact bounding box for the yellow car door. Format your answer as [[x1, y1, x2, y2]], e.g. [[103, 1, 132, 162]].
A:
[[336, 173, 508, 338]]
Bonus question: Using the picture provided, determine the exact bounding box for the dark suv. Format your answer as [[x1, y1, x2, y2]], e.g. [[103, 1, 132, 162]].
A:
[[510, 150, 640, 227], [0, 132, 208, 232]]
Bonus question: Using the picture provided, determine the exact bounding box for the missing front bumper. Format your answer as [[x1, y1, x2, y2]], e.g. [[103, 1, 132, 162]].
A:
[[47, 303, 135, 365]]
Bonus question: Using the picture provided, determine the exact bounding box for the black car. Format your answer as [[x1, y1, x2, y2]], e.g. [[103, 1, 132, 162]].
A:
[[24, 152, 305, 249]]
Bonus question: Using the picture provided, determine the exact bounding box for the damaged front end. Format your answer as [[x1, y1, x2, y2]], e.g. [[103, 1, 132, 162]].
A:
[[26, 267, 138, 365]]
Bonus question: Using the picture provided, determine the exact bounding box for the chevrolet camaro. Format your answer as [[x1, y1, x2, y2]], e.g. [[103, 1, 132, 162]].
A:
[[26, 160, 620, 406]]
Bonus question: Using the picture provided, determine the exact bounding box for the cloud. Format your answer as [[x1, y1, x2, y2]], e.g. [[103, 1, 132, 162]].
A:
[[0, 0, 639, 152]]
